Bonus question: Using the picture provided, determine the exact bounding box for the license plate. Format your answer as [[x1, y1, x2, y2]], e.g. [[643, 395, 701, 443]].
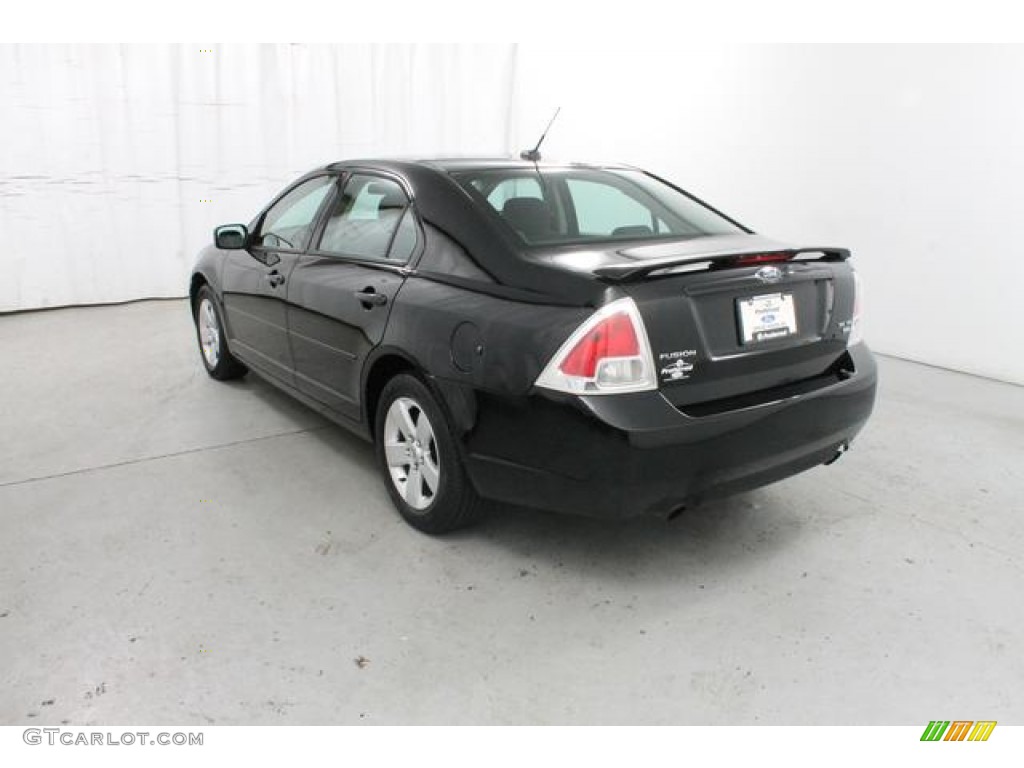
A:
[[738, 292, 797, 344]]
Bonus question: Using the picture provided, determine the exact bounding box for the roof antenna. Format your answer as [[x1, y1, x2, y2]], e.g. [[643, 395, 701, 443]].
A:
[[520, 107, 561, 162]]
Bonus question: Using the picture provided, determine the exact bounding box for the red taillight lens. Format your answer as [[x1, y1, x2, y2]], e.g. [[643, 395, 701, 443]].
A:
[[559, 312, 639, 377], [734, 252, 792, 265], [535, 297, 657, 395]]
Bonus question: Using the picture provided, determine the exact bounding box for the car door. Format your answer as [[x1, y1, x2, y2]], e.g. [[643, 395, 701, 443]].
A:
[[220, 174, 334, 385], [285, 171, 419, 421]]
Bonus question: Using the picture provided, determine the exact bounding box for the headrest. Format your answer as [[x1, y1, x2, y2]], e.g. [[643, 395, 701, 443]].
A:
[[366, 182, 407, 210], [612, 225, 653, 237], [501, 197, 552, 241]]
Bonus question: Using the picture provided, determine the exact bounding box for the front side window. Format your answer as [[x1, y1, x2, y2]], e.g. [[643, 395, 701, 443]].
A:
[[258, 176, 334, 250], [456, 168, 744, 246], [316, 174, 412, 261]]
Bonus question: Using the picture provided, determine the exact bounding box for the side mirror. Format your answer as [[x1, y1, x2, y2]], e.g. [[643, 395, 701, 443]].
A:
[[214, 224, 248, 250]]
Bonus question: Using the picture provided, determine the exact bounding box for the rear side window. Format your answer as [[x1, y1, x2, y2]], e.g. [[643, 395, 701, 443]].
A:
[[387, 208, 419, 262], [315, 174, 413, 261]]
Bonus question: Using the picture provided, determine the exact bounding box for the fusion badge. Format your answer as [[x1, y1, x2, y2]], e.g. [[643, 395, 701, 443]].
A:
[[659, 350, 697, 382]]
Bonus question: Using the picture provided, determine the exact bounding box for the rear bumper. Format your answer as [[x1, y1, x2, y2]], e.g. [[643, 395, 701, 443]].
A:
[[461, 343, 877, 518]]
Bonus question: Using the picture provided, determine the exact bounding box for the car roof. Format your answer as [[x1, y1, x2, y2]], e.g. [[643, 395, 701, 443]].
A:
[[323, 156, 639, 175], [420, 157, 638, 172]]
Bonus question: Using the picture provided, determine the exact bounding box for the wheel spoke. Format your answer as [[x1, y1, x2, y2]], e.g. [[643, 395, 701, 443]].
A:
[[384, 440, 409, 468], [396, 400, 417, 440], [406, 465, 424, 507], [415, 412, 433, 445], [420, 456, 439, 494]]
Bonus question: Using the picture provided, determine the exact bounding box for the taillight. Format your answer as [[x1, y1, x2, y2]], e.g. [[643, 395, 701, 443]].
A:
[[848, 271, 864, 346], [535, 297, 657, 394]]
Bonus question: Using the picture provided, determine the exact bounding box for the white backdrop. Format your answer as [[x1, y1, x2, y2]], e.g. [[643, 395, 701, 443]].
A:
[[0, 44, 515, 309], [3, 44, 1022, 384], [510, 44, 1024, 385]]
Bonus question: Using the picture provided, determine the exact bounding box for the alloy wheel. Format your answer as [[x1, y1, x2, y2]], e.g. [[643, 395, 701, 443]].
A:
[[198, 298, 221, 368], [383, 396, 440, 511]]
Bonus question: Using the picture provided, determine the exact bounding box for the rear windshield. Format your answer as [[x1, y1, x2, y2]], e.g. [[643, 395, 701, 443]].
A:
[[454, 167, 744, 246]]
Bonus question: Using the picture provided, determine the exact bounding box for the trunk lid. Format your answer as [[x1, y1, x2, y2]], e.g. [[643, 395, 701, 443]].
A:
[[530, 234, 858, 412]]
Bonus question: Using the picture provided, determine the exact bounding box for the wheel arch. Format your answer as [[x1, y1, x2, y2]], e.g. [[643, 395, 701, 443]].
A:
[[363, 350, 419, 440], [363, 348, 478, 442], [189, 272, 211, 316]]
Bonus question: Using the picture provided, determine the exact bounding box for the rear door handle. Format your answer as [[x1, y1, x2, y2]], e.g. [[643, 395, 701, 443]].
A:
[[355, 289, 388, 308], [266, 270, 285, 288]]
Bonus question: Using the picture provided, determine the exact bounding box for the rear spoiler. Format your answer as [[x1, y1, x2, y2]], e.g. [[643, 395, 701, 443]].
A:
[[593, 246, 851, 282]]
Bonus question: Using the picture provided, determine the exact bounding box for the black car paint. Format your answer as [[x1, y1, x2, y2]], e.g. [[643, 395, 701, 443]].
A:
[[462, 344, 875, 518], [191, 158, 877, 518]]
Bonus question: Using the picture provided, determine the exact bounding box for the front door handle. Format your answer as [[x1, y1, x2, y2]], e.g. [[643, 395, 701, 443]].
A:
[[266, 270, 285, 288], [354, 289, 388, 308]]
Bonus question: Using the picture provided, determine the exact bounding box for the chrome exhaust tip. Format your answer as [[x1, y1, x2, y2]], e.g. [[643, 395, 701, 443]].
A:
[[824, 442, 849, 466]]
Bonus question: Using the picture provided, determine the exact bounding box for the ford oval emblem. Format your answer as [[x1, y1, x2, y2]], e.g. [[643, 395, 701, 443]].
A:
[[755, 265, 783, 283]]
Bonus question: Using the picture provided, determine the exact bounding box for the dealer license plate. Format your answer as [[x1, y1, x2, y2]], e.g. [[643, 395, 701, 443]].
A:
[[738, 292, 798, 344]]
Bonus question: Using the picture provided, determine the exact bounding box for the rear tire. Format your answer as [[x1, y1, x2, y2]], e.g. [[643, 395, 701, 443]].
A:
[[194, 286, 247, 381], [374, 373, 484, 534]]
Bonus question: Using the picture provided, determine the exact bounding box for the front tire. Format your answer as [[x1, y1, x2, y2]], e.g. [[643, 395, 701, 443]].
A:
[[194, 286, 247, 380], [374, 374, 484, 534]]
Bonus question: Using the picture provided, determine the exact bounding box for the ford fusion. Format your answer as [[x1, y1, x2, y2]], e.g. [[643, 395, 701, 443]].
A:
[[190, 159, 876, 533]]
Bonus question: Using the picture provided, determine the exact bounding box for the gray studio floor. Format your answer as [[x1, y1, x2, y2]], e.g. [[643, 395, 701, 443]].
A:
[[1, 299, 1022, 725]]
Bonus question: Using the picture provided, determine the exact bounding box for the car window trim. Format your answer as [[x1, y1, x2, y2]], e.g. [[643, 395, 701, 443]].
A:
[[304, 172, 348, 256]]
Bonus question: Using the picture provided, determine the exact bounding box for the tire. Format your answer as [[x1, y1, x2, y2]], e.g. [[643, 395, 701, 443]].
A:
[[194, 286, 247, 381], [374, 373, 484, 534]]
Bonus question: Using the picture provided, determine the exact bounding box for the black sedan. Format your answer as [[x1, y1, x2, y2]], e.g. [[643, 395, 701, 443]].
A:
[[190, 158, 876, 533]]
